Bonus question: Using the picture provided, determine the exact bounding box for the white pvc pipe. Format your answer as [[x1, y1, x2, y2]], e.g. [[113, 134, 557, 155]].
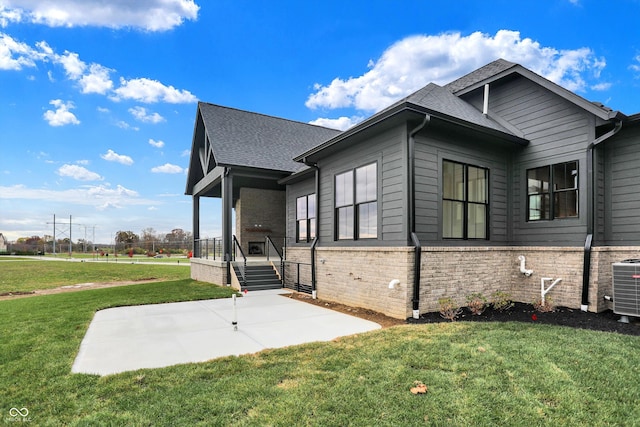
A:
[[518, 255, 533, 277], [483, 83, 490, 115], [232, 293, 238, 331], [541, 277, 562, 306]]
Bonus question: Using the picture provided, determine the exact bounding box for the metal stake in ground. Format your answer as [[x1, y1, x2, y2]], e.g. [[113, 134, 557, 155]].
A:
[[232, 293, 238, 331]]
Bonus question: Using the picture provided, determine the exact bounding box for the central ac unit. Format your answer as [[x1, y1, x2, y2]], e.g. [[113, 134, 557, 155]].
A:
[[612, 259, 640, 320]]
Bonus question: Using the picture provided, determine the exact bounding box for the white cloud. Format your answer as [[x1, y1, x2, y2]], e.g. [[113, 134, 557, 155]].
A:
[[151, 163, 183, 174], [0, 183, 151, 211], [43, 99, 80, 126], [79, 63, 113, 94], [0, 0, 199, 32], [306, 30, 609, 113], [57, 164, 103, 181], [0, 32, 41, 70], [0, 5, 24, 27], [113, 77, 197, 103], [308, 116, 363, 131], [149, 138, 165, 148], [2, 33, 196, 106], [115, 120, 139, 131], [57, 50, 85, 79], [101, 149, 133, 166], [630, 54, 640, 74], [129, 106, 165, 123]]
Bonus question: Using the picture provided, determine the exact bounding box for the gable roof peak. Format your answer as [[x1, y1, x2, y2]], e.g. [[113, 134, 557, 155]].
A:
[[445, 58, 517, 94]]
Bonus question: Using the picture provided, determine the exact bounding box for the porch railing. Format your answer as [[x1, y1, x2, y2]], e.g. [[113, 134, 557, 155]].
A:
[[265, 236, 284, 281], [232, 235, 247, 286], [193, 238, 223, 260], [283, 260, 312, 294]]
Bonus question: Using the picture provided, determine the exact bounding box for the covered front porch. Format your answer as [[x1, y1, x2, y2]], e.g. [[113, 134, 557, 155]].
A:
[[185, 102, 340, 292]]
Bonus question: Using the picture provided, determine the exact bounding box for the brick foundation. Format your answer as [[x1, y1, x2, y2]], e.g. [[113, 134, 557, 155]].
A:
[[193, 245, 640, 319]]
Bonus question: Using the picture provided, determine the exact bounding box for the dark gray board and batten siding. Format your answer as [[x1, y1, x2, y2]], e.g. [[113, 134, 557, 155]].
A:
[[603, 124, 640, 245], [462, 75, 594, 246]]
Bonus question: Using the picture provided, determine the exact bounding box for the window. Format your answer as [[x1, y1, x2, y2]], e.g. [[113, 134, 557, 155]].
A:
[[335, 162, 377, 240], [527, 161, 578, 221], [296, 194, 316, 242], [442, 160, 489, 239]]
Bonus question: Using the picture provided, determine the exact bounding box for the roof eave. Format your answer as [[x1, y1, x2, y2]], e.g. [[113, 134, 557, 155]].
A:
[[295, 102, 528, 162], [452, 65, 624, 122], [294, 102, 411, 162]]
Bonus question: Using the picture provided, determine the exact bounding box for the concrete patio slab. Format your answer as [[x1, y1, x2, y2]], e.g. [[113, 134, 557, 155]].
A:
[[72, 289, 381, 376]]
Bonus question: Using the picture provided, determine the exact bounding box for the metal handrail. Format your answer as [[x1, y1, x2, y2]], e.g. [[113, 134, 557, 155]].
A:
[[193, 238, 223, 260], [232, 235, 247, 287], [266, 236, 284, 283]]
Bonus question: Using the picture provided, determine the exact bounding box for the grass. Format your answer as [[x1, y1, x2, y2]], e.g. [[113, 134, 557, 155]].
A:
[[2, 294, 639, 425], [0, 258, 190, 294], [1, 263, 640, 425], [43, 253, 192, 263]]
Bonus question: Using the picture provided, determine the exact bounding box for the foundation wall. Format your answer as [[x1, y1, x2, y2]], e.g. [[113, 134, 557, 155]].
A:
[[193, 246, 640, 318], [190, 258, 228, 287], [312, 247, 414, 319]]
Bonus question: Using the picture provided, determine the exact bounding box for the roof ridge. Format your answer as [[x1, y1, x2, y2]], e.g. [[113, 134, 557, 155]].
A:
[[198, 101, 340, 132], [445, 58, 517, 93]]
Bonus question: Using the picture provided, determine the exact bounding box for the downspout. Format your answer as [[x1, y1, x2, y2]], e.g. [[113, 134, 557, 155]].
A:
[[409, 115, 431, 319], [304, 159, 320, 299], [581, 119, 622, 311]]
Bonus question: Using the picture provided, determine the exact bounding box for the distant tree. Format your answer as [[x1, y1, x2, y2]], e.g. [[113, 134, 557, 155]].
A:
[[140, 227, 158, 251], [115, 230, 140, 250]]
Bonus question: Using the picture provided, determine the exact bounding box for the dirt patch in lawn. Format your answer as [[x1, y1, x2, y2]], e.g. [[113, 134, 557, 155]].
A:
[[285, 292, 405, 328], [0, 279, 161, 301]]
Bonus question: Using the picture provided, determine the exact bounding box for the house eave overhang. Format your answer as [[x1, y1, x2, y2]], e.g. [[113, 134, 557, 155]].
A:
[[189, 163, 293, 198], [451, 65, 627, 122], [278, 166, 315, 185], [294, 102, 529, 163]]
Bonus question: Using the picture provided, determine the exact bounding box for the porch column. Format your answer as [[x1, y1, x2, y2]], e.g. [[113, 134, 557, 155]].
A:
[[192, 195, 200, 258], [221, 168, 233, 285]]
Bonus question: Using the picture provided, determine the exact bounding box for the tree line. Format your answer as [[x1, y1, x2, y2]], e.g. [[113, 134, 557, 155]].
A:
[[4, 228, 193, 255]]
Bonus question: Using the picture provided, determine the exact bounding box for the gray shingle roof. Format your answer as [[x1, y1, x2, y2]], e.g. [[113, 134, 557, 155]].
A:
[[445, 58, 517, 93], [404, 83, 514, 134], [198, 102, 340, 172]]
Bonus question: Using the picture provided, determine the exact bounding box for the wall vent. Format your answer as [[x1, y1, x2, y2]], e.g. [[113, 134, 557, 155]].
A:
[[612, 259, 640, 318]]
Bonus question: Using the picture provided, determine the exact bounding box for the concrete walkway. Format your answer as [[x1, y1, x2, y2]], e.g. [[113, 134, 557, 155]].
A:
[[72, 290, 381, 376]]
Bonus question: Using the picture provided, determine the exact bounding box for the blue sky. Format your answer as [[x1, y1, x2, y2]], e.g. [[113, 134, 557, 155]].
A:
[[2, 0, 640, 244]]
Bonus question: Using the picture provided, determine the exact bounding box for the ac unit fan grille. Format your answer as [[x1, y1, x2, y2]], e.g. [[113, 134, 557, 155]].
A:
[[612, 262, 640, 317]]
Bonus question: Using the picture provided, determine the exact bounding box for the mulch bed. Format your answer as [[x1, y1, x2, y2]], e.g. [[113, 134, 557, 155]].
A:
[[408, 302, 640, 336], [289, 292, 639, 336]]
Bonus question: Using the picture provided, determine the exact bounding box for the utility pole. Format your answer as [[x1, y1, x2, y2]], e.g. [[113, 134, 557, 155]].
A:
[[69, 215, 72, 256]]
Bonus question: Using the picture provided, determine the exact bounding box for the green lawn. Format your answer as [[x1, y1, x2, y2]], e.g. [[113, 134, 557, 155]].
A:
[[0, 258, 190, 294], [1, 262, 639, 425]]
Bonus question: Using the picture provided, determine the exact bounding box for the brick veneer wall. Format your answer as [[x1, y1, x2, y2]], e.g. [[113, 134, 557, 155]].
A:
[[235, 188, 285, 255], [419, 246, 640, 314], [590, 247, 640, 312], [312, 247, 414, 319], [283, 247, 313, 291], [193, 245, 640, 319], [190, 258, 227, 287]]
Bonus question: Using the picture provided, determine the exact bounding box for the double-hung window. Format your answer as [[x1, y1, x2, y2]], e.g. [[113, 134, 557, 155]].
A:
[[335, 162, 377, 240], [442, 160, 489, 239], [296, 194, 316, 242], [527, 161, 578, 221]]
